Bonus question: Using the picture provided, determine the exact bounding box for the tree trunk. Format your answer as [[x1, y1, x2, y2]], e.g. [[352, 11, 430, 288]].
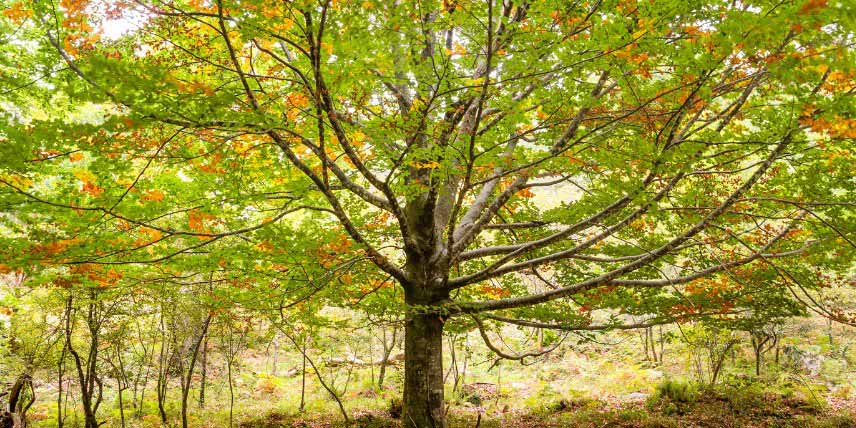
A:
[[710, 341, 736, 385], [117, 379, 125, 428], [280, 329, 349, 423], [639, 330, 648, 361], [157, 309, 170, 425], [403, 312, 446, 428], [227, 361, 234, 428], [65, 295, 102, 428], [4, 373, 33, 428], [755, 350, 762, 376], [156, 371, 168, 424], [299, 336, 307, 412], [648, 328, 658, 363], [57, 343, 66, 428], [377, 326, 398, 390], [180, 315, 211, 428], [136, 364, 150, 419], [198, 337, 208, 408]]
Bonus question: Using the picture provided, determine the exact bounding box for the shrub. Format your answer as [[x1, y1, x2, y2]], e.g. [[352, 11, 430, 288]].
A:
[[254, 377, 279, 395], [723, 384, 769, 416], [793, 383, 829, 414], [817, 414, 856, 428], [652, 378, 697, 404], [522, 384, 562, 412]]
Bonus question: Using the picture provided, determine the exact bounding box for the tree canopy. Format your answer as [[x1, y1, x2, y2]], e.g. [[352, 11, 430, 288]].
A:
[[1, 0, 854, 427]]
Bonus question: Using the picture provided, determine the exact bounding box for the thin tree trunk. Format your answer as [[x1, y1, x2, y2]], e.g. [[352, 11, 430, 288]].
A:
[[300, 336, 307, 412], [751, 334, 771, 376], [648, 328, 658, 363], [117, 378, 125, 428], [460, 334, 469, 392], [227, 360, 234, 428], [156, 372, 168, 424], [180, 315, 211, 428], [445, 335, 457, 385], [65, 295, 101, 428], [755, 349, 762, 376], [710, 341, 737, 385], [270, 338, 278, 376], [136, 363, 150, 419], [827, 319, 834, 347], [116, 343, 127, 428], [370, 336, 376, 387], [640, 329, 649, 361], [156, 314, 169, 425], [377, 326, 397, 390], [57, 342, 67, 428], [198, 337, 208, 408], [281, 328, 348, 423]]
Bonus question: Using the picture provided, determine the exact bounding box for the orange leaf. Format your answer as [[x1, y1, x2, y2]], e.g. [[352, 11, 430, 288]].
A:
[[142, 189, 165, 202], [2, 2, 32, 23], [81, 180, 103, 197], [799, 0, 827, 14]]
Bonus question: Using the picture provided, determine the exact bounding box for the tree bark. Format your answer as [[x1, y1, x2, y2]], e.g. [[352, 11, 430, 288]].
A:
[[65, 295, 102, 428], [377, 325, 398, 390], [299, 336, 307, 412], [180, 314, 211, 428], [156, 314, 170, 425], [117, 378, 125, 428], [198, 337, 208, 408], [4, 373, 32, 428], [755, 350, 762, 376], [226, 359, 234, 428], [115, 343, 127, 428], [402, 311, 446, 428], [710, 340, 737, 385], [57, 343, 66, 428]]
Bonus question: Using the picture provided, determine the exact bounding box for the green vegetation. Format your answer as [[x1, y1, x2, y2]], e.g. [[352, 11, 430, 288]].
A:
[[1, 0, 855, 427]]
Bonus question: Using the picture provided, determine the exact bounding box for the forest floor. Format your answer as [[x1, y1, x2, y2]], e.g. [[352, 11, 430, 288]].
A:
[[19, 317, 856, 428], [238, 390, 856, 428]]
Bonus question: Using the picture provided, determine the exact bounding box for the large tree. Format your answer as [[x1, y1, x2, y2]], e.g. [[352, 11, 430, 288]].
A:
[[1, 0, 855, 426]]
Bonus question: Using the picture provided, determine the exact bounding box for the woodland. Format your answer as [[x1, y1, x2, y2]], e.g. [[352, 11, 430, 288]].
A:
[[0, 0, 855, 427]]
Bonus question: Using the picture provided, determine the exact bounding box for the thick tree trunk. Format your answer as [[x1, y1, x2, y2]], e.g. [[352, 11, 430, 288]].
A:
[[403, 312, 446, 428]]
